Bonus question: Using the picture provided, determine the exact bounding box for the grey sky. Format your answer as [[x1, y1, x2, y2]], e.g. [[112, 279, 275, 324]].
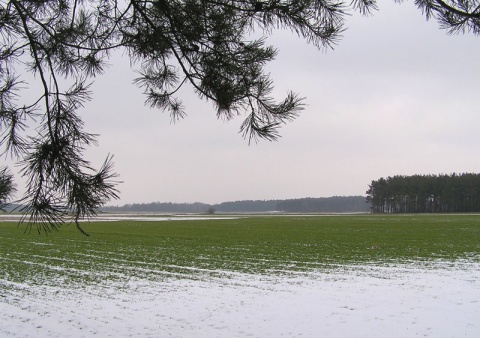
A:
[[6, 2, 480, 205]]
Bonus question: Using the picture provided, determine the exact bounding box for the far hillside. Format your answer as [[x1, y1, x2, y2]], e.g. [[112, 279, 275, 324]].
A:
[[101, 196, 369, 213]]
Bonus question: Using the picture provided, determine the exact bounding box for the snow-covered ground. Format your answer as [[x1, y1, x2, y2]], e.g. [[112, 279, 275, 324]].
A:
[[1, 261, 479, 337]]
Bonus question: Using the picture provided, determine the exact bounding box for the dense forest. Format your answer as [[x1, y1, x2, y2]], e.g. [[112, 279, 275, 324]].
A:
[[366, 173, 480, 213], [101, 196, 369, 213]]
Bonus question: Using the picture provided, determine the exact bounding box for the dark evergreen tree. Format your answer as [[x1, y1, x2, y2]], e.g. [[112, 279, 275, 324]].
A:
[[366, 173, 480, 213]]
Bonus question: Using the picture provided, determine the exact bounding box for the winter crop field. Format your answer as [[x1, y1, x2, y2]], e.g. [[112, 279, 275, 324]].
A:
[[1, 214, 479, 337]]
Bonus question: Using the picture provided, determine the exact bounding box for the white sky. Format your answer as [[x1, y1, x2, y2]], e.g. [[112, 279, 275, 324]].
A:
[[5, 2, 480, 205]]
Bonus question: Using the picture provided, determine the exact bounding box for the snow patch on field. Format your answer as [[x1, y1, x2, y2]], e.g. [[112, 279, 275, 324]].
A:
[[1, 262, 479, 337]]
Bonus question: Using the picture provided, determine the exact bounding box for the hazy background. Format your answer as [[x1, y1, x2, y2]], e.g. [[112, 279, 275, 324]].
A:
[[5, 2, 480, 205]]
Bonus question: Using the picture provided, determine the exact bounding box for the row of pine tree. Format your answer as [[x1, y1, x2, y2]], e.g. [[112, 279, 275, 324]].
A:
[[366, 173, 480, 213]]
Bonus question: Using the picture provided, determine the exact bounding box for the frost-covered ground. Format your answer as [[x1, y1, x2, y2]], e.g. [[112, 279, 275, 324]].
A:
[[1, 261, 479, 338]]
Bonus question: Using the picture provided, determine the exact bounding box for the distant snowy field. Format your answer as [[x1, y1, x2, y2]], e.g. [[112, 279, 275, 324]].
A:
[[1, 261, 479, 338]]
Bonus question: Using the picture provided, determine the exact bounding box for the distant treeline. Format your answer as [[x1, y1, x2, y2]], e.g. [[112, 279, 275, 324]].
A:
[[366, 173, 480, 213], [276, 196, 368, 213], [101, 196, 369, 213]]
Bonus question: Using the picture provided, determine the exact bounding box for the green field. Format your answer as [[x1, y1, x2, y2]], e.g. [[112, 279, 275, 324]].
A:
[[1, 214, 479, 288]]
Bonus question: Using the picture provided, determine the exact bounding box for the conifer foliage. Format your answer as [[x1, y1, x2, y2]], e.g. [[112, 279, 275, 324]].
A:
[[366, 173, 480, 213], [0, 166, 15, 211]]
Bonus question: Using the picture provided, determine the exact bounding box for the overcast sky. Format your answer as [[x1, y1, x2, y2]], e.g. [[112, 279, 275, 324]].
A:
[[6, 2, 480, 205]]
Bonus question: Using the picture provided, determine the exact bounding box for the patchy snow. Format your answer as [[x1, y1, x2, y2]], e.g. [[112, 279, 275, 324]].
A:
[[1, 262, 479, 337], [0, 214, 241, 222]]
